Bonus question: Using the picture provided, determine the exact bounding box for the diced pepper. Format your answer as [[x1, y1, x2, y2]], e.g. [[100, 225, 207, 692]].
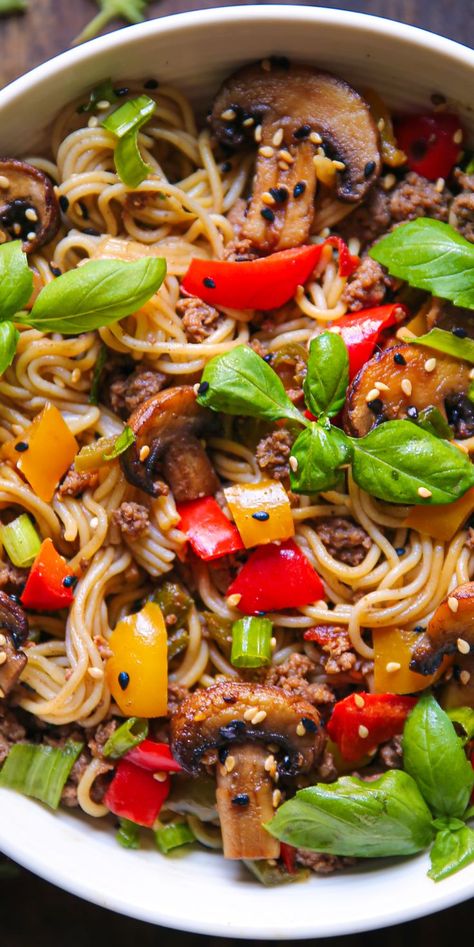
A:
[[106, 602, 168, 717], [373, 626, 453, 695], [327, 692, 417, 761], [226, 538, 325, 615], [177, 496, 244, 561], [105, 757, 170, 827], [181, 239, 358, 312], [125, 739, 182, 773], [280, 842, 297, 874], [224, 480, 294, 548], [404, 487, 474, 542], [338, 304, 408, 380], [395, 113, 463, 181], [364, 88, 407, 168], [3, 403, 77, 502], [20, 538, 76, 611]]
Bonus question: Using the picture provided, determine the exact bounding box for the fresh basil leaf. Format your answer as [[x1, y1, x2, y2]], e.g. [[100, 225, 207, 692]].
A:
[[0, 321, 19, 375], [431, 817, 466, 832], [290, 422, 352, 494], [404, 327, 474, 363], [0, 241, 33, 322], [403, 693, 474, 818], [370, 219, 474, 310], [446, 707, 474, 746], [197, 346, 307, 426], [103, 425, 136, 460], [266, 771, 434, 857], [303, 332, 349, 419], [351, 420, 474, 505], [18, 256, 166, 334], [89, 343, 108, 406], [428, 825, 474, 882], [465, 805, 474, 821], [414, 405, 452, 440]]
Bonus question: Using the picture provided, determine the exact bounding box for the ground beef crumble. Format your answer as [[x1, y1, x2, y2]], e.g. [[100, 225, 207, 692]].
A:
[[0, 560, 28, 593], [256, 428, 293, 480], [295, 850, 357, 874], [307, 625, 359, 677], [0, 709, 26, 764], [378, 734, 403, 770], [176, 296, 223, 342], [315, 517, 371, 566], [109, 367, 165, 418], [112, 501, 150, 539], [58, 467, 99, 498], [265, 653, 335, 707], [449, 170, 474, 243], [342, 257, 395, 312]]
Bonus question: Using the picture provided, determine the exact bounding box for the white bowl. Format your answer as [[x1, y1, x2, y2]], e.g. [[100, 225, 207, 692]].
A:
[[0, 6, 473, 938]]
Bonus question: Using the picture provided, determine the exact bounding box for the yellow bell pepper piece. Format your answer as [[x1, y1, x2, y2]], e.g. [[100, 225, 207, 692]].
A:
[[106, 601, 168, 717], [2, 403, 77, 502], [364, 88, 407, 168], [373, 626, 452, 695], [224, 480, 294, 548], [404, 486, 474, 542]]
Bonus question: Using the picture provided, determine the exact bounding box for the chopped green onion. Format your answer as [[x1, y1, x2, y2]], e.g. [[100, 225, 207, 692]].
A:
[[103, 717, 148, 759], [116, 817, 141, 849], [231, 616, 273, 668], [0, 0, 27, 14], [102, 95, 155, 138], [167, 626, 189, 661], [243, 859, 309, 886], [114, 131, 151, 189], [89, 342, 107, 405], [155, 821, 195, 854], [103, 425, 136, 460], [0, 514, 41, 567], [102, 95, 156, 188], [78, 79, 118, 114], [0, 740, 83, 808], [414, 406, 452, 440]]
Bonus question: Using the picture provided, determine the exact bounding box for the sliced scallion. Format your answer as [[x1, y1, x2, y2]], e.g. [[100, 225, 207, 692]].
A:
[[102, 95, 155, 139], [116, 817, 141, 849], [0, 513, 41, 567], [0, 740, 83, 808], [102, 95, 156, 188], [231, 616, 273, 668], [102, 717, 148, 759], [155, 821, 195, 854]]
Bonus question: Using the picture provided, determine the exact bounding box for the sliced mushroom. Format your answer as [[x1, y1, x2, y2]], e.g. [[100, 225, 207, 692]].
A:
[[170, 681, 325, 860], [0, 159, 60, 252], [0, 591, 29, 699], [210, 62, 381, 251], [120, 386, 220, 501], [343, 342, 472, 437], [440, 654, 474, 710], [427, 298, 474, 339], [410, 583, 474, 675]]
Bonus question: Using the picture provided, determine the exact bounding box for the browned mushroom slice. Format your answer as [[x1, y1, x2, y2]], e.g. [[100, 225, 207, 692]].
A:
[[343, 343, 472, 437], [210, 62, 381, 251], [441, 654, 474, 710], [0, 591, 29, 698], [0, 159, 60, 253], [411, 582, 474, 675], [170, 681, 325, 860], [120, 386, 220, 501]]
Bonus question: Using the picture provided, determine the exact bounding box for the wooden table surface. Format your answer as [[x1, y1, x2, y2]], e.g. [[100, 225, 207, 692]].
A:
[[0, 1, 472, 943]]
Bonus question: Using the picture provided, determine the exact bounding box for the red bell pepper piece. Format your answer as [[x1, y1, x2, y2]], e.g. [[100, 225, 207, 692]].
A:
[[125, 739, 182, 773], [226, 538, 325, 614], [327, 692, 417, 762], [181, 239, 358, 312], [105, 758, 170, 828], [20, 538, 76, 611], [337, 303, 408, 380], [395, 113, 463, 181], [177, 496, 244, 561], [280, 842, 297, 874]]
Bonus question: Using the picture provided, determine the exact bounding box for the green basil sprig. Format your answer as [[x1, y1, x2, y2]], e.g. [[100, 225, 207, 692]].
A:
[[291, 423, 352, 494], [428, 824, 474, 881], [103, 425, 136, 460], [303, 331, 349, 419], [403, 327, 474, 363], [0, 322, 20, 375], [0, 241, 33, 321], [370, 219, 474, 310]]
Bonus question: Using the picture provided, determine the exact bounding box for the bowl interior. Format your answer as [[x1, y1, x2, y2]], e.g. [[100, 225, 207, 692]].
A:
[[0, 6, 473, 938]]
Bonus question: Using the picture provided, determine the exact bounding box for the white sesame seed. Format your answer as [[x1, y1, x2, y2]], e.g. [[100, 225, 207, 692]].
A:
[[354, 694, 365, 708], [225, 755, 236, 772], [453, 128, 463, 145], [226, 593, 242, 608], [377, 117, 386, 132], [435, 177, 445, 193], [366, 388, 380, 403], [444, 667, 454, 681], [0, 634, 5, 646], [193, 711, 206, 722], [26, 232, 36, 242], [448, 596, 459, 613], [242, 116, 254, 127], [259, 146, 274, 158], [71, 368, 81, 384], [270, 637, 276, 649], [0, 175, 10, 188], [272, 789, 282, 807], [382, 173, 396, 191], [0, 687, 5, 699], [278, 149, 294, 164], [153, 771, 168, 782], [417, 487, 432, 498], [375, 381, 390, 392], [424, 358, 437, 373], [457, 637, 470, 655], [244, 706, 257, 721], [89, 516, 99, 529], [264, 754, 275, 772], [25, 207, 38, 222], [460, 670, 471, 685], [401, 379, 412, 397], [309, 131, 322, 145], [261, 58, 271, 72], [278, 161, 289, 171], [0, 652, 6, 666], [289, 456, 298, 472], [193, 383, 200, 395], [252, 710, 267, 725], [221, 108, 236, 121], [88, 116, 99, 128], [13, 223, 21, 235], [139, 444, 150, 462], [272, 128, 284, 147], [470, 368, 474, 381], [96, 99, 111, 110], [329, 324, 341, 333], [358, 725, 369, 739], [88, 666, 104, 680], [262, 191, 276, 205], [386, 661, 402, 673], [254, 124, 262, 143], [332, 160, 346, 171], [296, 722, 306, 737]]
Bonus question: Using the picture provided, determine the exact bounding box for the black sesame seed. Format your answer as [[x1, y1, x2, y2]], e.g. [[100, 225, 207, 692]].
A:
[[83, 227, 100, 236], [252, 511, 270, 521], [293, 181, 306, 198], [270, 56, 290, 69], [294, 124, 311, 140], [79, 202, 89, 220], [269, 186, 288, 203], [452, 326, 467, 338], [59, 195, 69, 213], [263, 353, 274, 363], [406, 406, 418, 419], [221, 161, 232, 173], [327, 601, 335, 611], [367, 398, 384, 414], [395, 547, 406, 557], [260, 207, 275, 222], [222, 695, 236, 704], [414, 625, 426, 634], [62, 574, 78, 589], [203, 277, 216, 289], [231, 793, 250, 807], [144, 79, 159, 89], [364, 160, 376, 178], [118, 671, 130, 690], [218, 746, 229, 763], [14, 441, 29, 453], [114, 87, 129, 97], [255, 611, 266, 616], [431, 92, 446, 106], [50, 264, 62, 277], [301, 717, 318, 733], [219, 720, 246, 740], [394, 353, 406, 365], [9, 594, 20, 604], [198, 381, 209, 395]]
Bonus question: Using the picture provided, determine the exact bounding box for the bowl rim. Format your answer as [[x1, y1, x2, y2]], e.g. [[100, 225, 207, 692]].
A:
[[0, 5, 474, 938]]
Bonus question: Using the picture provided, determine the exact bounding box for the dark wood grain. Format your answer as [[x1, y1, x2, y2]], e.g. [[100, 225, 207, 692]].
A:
[[0, 1, 473, 943]]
